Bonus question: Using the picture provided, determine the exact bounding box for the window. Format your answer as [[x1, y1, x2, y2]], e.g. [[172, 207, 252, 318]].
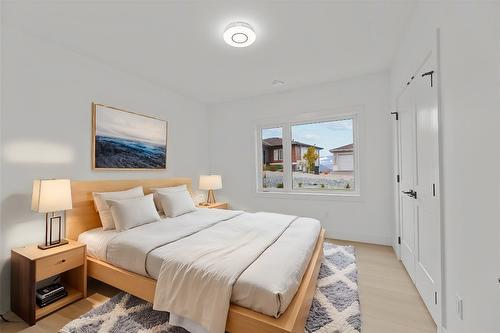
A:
[[273, 149, 283, 161], [261, 127, 284, 189], [258, 116, 357, 194]]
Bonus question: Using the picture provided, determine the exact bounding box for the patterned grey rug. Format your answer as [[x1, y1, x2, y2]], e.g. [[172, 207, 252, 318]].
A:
[[60, 243, 360, 333]]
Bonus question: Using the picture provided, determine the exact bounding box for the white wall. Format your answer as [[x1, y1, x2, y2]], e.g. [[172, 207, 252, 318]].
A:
[[208, 72, 394, 245], [0, 20, 210, 312], [390, 2, 500, 332]]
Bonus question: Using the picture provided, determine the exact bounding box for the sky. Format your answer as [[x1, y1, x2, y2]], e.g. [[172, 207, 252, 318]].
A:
[[95, 105, 167, 146], [262, 119, 353, 158]]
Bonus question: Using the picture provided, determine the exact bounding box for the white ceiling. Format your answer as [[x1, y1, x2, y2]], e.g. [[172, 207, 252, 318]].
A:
[[3, 1, 416, 104]]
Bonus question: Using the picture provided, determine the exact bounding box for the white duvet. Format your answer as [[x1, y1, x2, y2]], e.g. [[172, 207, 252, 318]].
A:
[[79, 208, 321, 333], [153, 212, 297, 333], [106, 209, 242, 276]]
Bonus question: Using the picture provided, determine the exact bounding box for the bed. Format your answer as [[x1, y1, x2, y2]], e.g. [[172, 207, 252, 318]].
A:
[[66, 178, 325, 333]]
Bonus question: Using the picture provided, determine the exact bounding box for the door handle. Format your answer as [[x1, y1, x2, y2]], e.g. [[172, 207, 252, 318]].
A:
[[402, 190, 417, 199]]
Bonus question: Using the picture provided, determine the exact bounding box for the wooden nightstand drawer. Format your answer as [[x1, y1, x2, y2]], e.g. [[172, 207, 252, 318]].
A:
[[36, 247, 85, 281]]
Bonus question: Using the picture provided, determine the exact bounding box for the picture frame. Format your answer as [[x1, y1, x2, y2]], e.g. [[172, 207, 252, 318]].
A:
[[92, 103, 168, 170]]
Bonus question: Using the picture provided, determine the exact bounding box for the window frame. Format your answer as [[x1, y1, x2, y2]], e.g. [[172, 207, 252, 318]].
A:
[[256, 111, 360, 197]]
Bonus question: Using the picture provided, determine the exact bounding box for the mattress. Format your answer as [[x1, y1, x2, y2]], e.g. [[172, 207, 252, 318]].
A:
[[78, 227, 118, 260], [78, 208, 321, 317]]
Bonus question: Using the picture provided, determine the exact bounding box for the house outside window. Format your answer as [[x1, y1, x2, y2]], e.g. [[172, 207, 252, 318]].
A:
[[258, 114, 358, 195], [331, 144, 354, 171]]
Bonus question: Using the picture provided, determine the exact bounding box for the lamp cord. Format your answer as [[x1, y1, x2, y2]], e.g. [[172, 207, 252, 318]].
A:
[[1, 312, 21, 323], [0, 277, 62, 323]]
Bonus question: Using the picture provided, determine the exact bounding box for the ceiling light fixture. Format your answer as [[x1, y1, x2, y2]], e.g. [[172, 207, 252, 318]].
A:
[[223, 22, 256, 48]]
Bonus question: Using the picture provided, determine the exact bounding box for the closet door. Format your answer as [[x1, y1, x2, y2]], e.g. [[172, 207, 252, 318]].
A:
[[414, 55, 442, 324], [397, 52, 442, 326], [398, 82, 418, 283]]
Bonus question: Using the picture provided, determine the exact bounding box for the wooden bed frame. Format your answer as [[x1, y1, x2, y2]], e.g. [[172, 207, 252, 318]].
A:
[[66, 178, 325, 333]]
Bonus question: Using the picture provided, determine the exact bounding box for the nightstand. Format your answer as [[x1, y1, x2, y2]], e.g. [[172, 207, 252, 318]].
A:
[[197, 202, 229, 209], [11, 240, 87, 325]]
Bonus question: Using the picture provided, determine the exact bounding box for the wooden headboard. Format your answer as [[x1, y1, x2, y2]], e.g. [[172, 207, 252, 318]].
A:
[[66, 178, 192, 240]]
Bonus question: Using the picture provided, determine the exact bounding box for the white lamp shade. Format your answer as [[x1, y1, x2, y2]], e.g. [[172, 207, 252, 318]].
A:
[[199, 175, 222, 190], [32, 179, 73, 213]]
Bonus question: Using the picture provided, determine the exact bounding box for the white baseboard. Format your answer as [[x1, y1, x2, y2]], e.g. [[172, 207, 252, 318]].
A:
[[324, 231, 393, 246], [392, 242, 401, 259]]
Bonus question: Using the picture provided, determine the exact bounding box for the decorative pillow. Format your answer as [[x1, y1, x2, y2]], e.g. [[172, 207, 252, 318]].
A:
[[107, 194, 161, 231], [158, 190, 196, 218], [151, 185, 188, 214], [92, 186, 144, 230]]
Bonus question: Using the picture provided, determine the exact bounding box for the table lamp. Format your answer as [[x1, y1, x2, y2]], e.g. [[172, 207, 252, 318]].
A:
[[31, 179, 73, 250], [199, 175, 222, 205]]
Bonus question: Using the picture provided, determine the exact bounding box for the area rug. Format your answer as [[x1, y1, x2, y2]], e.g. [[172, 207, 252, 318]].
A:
[[60, 243, 361, 333]]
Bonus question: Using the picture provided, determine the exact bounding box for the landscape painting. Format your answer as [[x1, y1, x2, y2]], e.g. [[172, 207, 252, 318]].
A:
[[92, 103, 167, 169]]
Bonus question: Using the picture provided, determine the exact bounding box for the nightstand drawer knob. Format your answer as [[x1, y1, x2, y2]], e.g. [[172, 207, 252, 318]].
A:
[[60, 259, 66, 264]]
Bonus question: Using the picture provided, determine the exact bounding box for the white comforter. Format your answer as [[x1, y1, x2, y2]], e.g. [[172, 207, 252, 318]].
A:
[[80, 208, 321, 333], [106, 209, 243, 276], [153, 212, 297, 333]]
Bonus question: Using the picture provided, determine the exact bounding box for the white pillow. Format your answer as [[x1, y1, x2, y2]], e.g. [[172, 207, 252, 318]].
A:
[[151, 185, 188, 214], [107, 194, 161, 231], [158, 190, 196, 218], [92, 186, 144, 230]]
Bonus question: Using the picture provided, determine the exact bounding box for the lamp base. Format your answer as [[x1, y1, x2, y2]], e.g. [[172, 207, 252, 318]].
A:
[[206, 189, 216, 205], [38, 239, 68, 250]]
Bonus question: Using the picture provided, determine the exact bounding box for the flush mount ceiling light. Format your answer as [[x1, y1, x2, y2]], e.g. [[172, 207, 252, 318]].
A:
[[223, 22, 256, 48]]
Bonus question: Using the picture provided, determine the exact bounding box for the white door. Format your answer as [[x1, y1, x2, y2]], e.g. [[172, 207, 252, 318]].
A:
[[398, 88, 417, 282], [397, 52, 442, 325], [414, 56, 442, 324]]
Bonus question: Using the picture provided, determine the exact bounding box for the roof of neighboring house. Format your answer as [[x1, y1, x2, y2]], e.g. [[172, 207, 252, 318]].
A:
[[329, 143, 354, 153], [262, 137, 323, 150], [262, 137, 283, 147]]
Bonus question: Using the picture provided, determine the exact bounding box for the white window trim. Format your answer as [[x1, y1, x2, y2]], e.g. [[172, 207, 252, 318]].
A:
[[256, 109, 361, 197]]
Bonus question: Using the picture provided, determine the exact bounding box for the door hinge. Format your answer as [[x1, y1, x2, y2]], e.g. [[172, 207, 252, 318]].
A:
[[422, 70, 435, 87], [398, 236, 401, 245], [434, 291, 438, 305], [396, 174, 400, 183], [390, 111, 399, 120]]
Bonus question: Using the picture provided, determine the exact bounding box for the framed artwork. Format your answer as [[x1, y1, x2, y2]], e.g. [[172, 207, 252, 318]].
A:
[[92, 103, 168, 170]]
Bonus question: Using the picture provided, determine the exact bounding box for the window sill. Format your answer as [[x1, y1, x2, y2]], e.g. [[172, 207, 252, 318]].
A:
[[254, 190, 362, 202]]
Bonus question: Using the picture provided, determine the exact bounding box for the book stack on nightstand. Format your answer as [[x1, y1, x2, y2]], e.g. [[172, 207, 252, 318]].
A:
[[197, 202, 229, 209], [11, 240, 87, 325]]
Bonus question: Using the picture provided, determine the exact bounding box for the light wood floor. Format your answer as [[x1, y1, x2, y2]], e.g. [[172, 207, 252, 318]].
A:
[[1, 240, 436, 333]]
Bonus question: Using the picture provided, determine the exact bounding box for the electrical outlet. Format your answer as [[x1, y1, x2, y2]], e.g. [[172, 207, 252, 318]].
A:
[[456, 295, 464, 320]]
